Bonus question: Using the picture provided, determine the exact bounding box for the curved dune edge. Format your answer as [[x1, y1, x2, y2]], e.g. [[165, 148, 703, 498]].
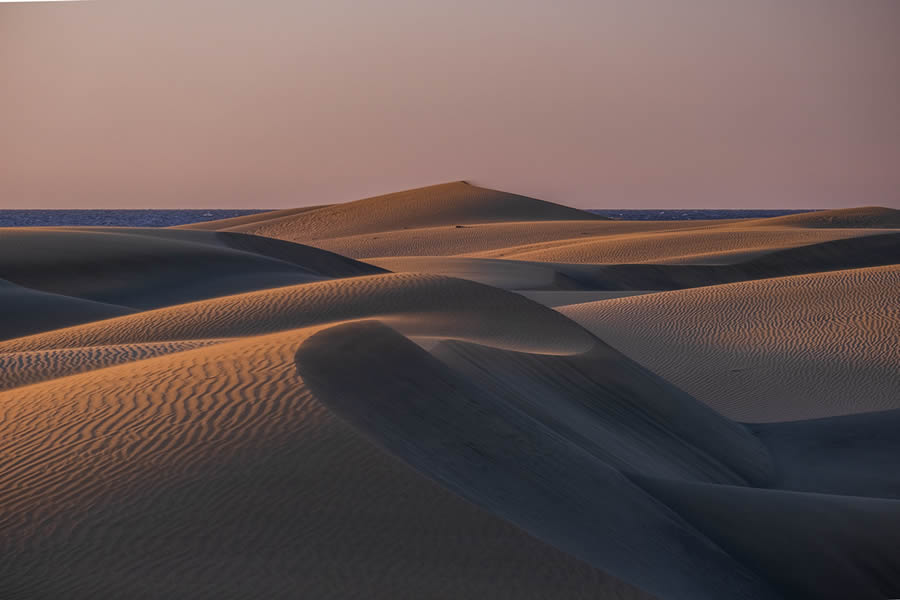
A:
[[295, 320, 900, 600], [0, 227, 383, 309], [0, 273, 596, 356], [0, 325, 653, 600], [0, 278, 134, 341], [560, 264, 900, 421]]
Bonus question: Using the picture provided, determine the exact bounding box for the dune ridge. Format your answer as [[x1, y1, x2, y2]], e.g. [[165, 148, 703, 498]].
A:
[[203, 182, 606, 242]]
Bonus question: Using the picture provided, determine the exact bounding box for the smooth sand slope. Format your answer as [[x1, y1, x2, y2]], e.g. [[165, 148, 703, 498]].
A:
[[185, 183, 897, 269], [561, 265, 900, 422], [184, 181, 607, 241], [0, 277, 133, 340], [0, 227, 383, 308], [297, 322, 900, 600], [2, 183, 898, 600]]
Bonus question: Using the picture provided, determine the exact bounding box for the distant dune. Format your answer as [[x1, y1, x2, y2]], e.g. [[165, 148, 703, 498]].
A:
[[744, 206, 900, 228], [2, 182, 898, 600], [189, 181, 607, 240]]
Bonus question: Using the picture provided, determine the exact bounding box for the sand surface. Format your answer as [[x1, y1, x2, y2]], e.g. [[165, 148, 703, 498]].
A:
[[2, 183, 898, 600]]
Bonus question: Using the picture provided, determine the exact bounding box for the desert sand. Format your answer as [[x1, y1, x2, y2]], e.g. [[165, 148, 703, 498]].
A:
[[1, 182, 898, 600]]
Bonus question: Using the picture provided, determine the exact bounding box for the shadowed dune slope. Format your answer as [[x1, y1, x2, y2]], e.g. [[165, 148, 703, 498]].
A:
[[0, 273, 596, 355], [0, 278, 134, 341], [213, 182, 607, 241], [0, 327, 653, 600], [296, 321, 900, 600], [561, 265, 900, 421], [0, 227, 383, 309]]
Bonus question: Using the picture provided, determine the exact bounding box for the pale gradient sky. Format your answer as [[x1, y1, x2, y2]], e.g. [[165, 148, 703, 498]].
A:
[[2, 0, 899, 208]]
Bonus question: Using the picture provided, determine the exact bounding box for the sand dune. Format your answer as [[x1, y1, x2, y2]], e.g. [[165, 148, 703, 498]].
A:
[[297, 321, 900, 600], [369, 232, 900, 294], [210, 182, 607, 241], [0, 277, 133, 341], [472, 225, 888, 264], [0, 227, 383, 308], [3, 183, 898, 600], [561, 265, 900, 421], [744, 206, 900, 228], [0, 273, 595, 355], [0, 327, 652, 600], [175, 205, 331, 231]]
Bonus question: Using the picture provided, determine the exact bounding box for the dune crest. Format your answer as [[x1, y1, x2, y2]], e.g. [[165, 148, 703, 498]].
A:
[[209, 181, 606, 242]]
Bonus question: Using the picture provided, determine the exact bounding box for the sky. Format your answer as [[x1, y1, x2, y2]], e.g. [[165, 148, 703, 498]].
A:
[[2, 0, 899, 209]]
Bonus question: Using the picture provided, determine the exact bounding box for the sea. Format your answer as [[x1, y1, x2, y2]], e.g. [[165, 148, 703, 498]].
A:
[[0, 208, 816, 228]]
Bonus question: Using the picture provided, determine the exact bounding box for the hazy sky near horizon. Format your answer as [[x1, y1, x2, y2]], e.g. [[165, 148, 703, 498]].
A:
[[2, 1, 899, 209]]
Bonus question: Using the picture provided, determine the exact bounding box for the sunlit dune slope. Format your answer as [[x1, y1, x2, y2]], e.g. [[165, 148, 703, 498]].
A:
[[0, 327, 653, 600], [561, 265, 900, 421], [744, 206, 900, 228], [471, 225, 889, 264], [368, 232, 900, 292], [207, 182, 607, 241], [311, 219, 722, 259], [175, 205, 330, 231]]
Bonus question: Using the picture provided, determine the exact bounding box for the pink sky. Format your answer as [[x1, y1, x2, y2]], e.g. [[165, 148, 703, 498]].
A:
[[2, 0, 899, 208]]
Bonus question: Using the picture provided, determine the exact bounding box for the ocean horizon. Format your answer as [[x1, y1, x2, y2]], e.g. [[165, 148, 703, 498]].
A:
[[0, 208, 819, 228]]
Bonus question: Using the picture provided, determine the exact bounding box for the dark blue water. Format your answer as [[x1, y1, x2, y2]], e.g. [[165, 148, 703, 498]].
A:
[[0, 208, 817, 228]]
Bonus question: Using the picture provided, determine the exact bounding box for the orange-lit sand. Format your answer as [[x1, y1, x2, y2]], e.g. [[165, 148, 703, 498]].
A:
[[2, 183, 898, 600]]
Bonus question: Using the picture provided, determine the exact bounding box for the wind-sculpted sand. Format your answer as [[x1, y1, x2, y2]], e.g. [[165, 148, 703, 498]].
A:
[[561, 265, 900, 422], [2, 182, 898, 600]]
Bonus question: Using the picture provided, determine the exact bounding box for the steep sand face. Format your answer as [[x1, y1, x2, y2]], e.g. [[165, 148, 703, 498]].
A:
[[561, 265, 900, 421], [297, 321, 900, 600], [311, 219, 722, 259], [0, 340, 226, 391], [368, 232, 900, 293]]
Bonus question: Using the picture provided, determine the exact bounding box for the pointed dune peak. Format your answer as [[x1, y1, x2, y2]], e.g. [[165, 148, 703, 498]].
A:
[[221, 182, 607, 241], [749, 206, 900, 228]]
